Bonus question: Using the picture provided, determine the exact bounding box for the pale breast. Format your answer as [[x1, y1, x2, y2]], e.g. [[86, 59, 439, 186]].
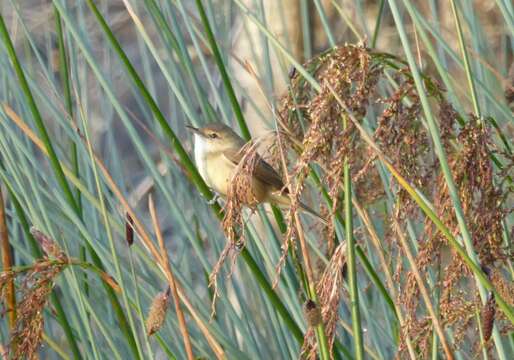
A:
[[203, 153, 235, 195], [193, 136, 268, 204], [194, 134, 233, 195]]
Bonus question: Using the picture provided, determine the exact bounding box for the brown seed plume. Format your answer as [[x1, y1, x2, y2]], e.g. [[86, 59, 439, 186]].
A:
[[303, 299, 322, 327], [481, 292, 496, 342], [29, 227, 66, 261], [146, 287, 171, 336]]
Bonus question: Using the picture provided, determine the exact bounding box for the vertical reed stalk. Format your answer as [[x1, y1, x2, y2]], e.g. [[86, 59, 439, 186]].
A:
[[371, 0, 386, 48], [448, 0, 481, 117], [0, 186, 16, 330], [148, 195, 195, 360], [342, 114, 363, 360], [194, 0, 251, 140], [293, 214, 330, 360], [54, 4, 89, 299]]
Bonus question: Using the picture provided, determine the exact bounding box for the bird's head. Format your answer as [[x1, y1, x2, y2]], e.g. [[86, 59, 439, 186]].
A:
[[187, 122, 245, 153]]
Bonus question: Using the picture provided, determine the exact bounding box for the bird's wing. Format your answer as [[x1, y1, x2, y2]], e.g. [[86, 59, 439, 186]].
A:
[[223, 148, 286, 192]]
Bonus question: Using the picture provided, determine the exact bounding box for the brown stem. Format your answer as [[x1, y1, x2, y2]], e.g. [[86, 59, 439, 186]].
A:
[[0, 186, 16, 330], [148, 195, 195, 360]]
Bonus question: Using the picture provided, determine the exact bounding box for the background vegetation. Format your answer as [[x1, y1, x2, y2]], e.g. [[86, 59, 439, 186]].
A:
[[0, 0, 512, 359]]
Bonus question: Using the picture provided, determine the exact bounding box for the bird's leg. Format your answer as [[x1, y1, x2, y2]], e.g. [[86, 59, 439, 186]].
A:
[[207, 192, 221, 205]]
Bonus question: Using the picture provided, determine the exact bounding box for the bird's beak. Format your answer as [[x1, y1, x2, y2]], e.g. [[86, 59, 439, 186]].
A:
[[186, 125, 202, 135]]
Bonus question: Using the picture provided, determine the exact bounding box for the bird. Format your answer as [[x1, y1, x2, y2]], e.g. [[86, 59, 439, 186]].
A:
[[187, 122, 326, 224]]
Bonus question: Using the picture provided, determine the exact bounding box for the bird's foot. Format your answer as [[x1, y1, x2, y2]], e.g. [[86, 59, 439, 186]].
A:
[[207, 193, 220, 205]]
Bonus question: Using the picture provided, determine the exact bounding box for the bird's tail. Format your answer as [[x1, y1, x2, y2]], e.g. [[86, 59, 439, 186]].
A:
[[269, 193, 328, 225], [299, 201, 328, 225]]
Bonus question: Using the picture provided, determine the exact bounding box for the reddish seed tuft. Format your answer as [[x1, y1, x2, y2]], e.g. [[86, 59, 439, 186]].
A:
[[125, 213, 134, 247], [29, 226, 66, 260], [7, 260, 64, 358], [481, 292, 496, 342]]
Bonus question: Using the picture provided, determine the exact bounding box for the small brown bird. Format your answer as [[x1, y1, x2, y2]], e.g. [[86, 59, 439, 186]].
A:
[[187, 122, 326, 223]]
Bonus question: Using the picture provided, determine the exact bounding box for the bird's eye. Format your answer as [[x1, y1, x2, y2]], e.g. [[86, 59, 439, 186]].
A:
[[209, 133, 218, 139]]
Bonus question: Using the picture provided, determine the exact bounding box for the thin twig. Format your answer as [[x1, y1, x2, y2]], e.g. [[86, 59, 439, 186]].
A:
[[148, 195, 194, 360]]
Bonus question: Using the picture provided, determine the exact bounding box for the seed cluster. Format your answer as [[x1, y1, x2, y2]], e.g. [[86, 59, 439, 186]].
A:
[[0, 228, 120, 359], [275, 44, 512, 358], [207, 44, 512, 358]]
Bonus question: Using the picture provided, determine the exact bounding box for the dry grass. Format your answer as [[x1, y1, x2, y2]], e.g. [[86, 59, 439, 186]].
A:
[[0, 227, 121, 359], [206, 43, 513, 358], [0, 228, 68, 359]]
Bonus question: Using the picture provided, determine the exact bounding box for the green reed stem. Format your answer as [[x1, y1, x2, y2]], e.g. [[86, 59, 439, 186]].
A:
[[54, 3, 89, 297], [448, 0, 481, 118], [371, 0, 386, 48], [145, 0, 217, 123], [310, 168, 398, 320], [83, 0, 304, 346], [54, 6, 81, 211], [194, 0, 251, 140], [0, 14, 76, 214], [0, 12, 137, 358], [342, 114, 363, 360]]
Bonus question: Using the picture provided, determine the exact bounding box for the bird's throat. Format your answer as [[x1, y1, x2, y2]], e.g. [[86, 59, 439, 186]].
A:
[[194, 134, 210, 182]]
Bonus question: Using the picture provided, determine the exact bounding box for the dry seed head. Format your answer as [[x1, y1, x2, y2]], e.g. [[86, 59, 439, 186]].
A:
[[222, 141, 262, 244], [9, 262, 63, 359], [481, 292, 496, 342], [211, 140, 269, 314], [303, 299, 322, 327], [207, 44, 513, 358], [29, 226, 66, 260], [146, 287, 170, 336]]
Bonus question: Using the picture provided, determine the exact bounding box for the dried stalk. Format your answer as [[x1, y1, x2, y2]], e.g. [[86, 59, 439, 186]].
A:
[[0, 187, 16, 330], [148, 195, 194, 360], [274, 117, 330, 359]]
